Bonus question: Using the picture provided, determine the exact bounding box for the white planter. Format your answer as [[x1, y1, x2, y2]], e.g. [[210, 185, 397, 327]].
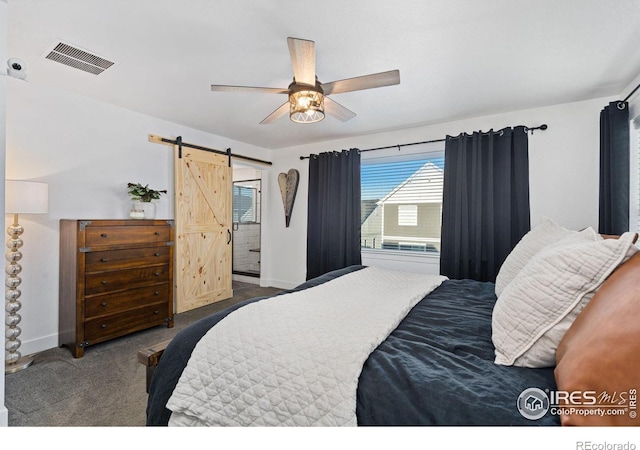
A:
[[130, 201, 156, 219], [142, 201, 156, 219]]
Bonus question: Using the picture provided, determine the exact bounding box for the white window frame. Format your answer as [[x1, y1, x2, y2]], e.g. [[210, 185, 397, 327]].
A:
[[360, 142, 444, 264]]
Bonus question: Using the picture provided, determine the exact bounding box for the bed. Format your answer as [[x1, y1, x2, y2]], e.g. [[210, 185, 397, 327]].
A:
[[142, 221, 640, 427]]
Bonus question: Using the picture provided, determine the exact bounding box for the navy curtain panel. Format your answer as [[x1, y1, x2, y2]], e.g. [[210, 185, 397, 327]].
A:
[[306, 149, 362, 280], [599, 101, 630, 235], [440, 126, 530, 282]]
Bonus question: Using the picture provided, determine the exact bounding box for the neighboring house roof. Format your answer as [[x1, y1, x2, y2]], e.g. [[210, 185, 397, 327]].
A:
[[361, 199, 379, 224], [379, 161, 444, 205]]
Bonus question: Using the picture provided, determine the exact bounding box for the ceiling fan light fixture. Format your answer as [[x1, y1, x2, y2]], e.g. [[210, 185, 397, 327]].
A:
[[289, 88, 325, 123], [210, 38, 400, 125]]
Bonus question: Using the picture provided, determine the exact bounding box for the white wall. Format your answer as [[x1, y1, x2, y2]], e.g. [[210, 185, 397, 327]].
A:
[[6, 81, 273, 357], [261, 151, 309, 288], [0, 0, 8, 428], [262, 96, 614, 288]]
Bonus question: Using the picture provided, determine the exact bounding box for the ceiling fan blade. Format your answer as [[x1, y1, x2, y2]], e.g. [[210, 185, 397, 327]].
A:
[[211, 85, 288, 94], [287, 37, 316, 86], [260, 102, 290, 124], [321, 69, 400, 95], [324, 97, 357, 122]]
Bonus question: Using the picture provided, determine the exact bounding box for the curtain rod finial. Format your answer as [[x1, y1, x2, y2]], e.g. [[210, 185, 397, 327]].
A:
[[526, 124, 548, 134]]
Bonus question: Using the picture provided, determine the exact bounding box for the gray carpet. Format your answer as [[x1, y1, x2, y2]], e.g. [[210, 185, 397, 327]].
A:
[[4, 281, 282, 427]]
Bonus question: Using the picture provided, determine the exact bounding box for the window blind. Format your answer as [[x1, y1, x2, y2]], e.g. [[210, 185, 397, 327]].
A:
[[361, 155, 444, 253], [232, 185, 256, 223]]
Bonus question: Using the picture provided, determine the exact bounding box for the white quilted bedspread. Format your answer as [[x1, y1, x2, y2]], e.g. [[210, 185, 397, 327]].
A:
[[167, 266, 446, 426]]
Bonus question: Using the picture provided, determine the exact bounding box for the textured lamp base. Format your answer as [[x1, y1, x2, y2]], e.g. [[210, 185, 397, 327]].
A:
[[5, 355, 33, 374]]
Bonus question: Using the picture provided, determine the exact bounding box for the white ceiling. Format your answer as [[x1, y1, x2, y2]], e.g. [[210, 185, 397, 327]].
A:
[[7, 0, 640, 149]]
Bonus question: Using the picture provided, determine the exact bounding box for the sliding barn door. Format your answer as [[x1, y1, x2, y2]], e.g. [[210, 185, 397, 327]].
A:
[[174, 146, 233, 313]]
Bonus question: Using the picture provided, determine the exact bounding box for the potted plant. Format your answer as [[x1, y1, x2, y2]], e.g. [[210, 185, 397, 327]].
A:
[[127, 183, 167, 219]]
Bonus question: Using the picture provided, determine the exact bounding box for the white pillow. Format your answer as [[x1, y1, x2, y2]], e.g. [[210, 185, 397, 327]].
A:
[[492, 231, 638, 368], [494, 218, 599, 296]]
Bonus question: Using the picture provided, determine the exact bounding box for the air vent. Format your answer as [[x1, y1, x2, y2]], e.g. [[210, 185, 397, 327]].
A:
[[45, 42, 114, 75]]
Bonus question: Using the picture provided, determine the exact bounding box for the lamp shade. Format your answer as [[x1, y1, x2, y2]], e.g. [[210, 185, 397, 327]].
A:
[[5, 180, 49, 214]]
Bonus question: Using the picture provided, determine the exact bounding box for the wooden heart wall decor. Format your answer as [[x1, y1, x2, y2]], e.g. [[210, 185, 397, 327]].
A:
[[278, 169, 299, 227]]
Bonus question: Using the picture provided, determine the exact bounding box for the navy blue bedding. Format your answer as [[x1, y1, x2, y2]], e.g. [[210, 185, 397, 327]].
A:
[[146, 266, 559, 426]]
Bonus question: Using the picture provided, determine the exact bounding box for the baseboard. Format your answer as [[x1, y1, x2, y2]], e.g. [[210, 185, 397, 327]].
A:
[[19, 333, 59, 357], [0, 404, 7, 427], [261, 278, 299, 290]]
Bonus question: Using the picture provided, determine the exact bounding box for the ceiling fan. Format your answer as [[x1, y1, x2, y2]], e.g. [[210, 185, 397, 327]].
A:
[[210, 37, 400, 124]]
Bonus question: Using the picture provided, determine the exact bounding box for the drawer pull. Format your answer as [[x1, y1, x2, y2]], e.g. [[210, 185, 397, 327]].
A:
[[154, 291, 160, 295], [101, 280, 108, 285], [100, 324, 107, 329], [154, 310, 159, 314], [100, 258, 108, 262], [154, 231, 161, 235], [154, 272, 160, 276], [101, 302, 108, 307], [154, 252, 160, 257], [100, 233, 108, 238]]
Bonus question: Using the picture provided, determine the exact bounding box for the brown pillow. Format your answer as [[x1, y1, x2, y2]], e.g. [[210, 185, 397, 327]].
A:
[[554, 250, 640, 426], [601, 233, 639, 244]]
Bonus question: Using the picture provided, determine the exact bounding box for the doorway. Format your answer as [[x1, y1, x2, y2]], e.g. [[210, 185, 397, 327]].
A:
[[232, 173, 261, 279]]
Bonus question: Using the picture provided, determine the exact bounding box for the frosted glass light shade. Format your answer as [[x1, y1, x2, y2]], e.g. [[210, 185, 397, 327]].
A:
[[5, 180, 49, 214]]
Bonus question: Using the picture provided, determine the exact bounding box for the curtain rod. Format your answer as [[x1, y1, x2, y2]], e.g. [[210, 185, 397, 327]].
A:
[[149, 134, 272, 166], [299, 124, 548, 160], [622, 81, 640, 104], [615, 81, 640, 109]]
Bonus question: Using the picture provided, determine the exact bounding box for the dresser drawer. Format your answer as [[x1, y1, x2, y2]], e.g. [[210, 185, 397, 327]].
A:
[[84, 283, 171, 319], [85, 265, 171, 295], [85, 247, 170, 272], [84, 303, 170, 342], [84, 225, 171, 247]]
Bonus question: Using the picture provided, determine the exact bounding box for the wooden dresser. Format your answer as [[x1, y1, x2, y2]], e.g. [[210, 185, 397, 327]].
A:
[[59, 219, 174, 358]]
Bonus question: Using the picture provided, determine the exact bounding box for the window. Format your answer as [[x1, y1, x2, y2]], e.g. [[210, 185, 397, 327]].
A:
[[397, 204, 417, 226], [233, 181, 260, 223], [361, 153, 444, 253]]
